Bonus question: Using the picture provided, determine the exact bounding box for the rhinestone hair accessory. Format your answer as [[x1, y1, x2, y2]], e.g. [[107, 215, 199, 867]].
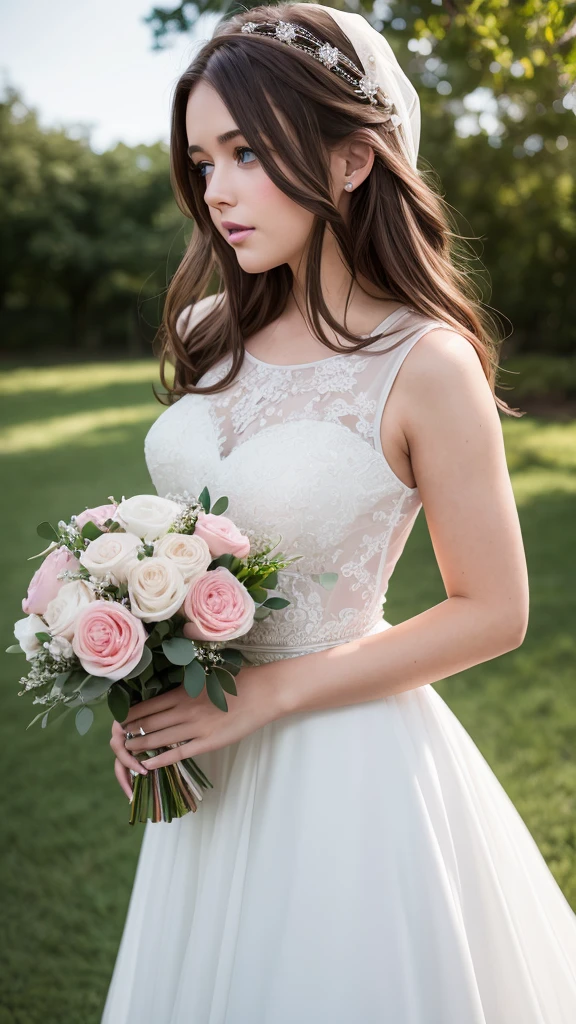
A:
[[240, 18, 402, 132]]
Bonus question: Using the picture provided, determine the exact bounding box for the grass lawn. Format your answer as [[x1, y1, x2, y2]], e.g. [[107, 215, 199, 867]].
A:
[[0, 360, 575, 1023]]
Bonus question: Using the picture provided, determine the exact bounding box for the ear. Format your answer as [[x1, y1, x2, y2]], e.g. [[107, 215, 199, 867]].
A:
[[330, 133, 375, 195]]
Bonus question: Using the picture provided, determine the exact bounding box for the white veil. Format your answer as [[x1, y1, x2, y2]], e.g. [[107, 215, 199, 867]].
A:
[[304, 4, 421, 168]]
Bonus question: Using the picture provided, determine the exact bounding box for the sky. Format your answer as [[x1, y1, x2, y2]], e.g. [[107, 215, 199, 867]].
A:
[[0, 0, 221, 152]]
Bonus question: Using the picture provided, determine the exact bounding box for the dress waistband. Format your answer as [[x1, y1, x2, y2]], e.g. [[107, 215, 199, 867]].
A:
[[229, 618, 393, 661]]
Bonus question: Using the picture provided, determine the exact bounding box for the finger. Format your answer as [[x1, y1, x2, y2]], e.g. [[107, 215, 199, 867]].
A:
[[125, 721, 200, 754], [122, 706, 187, 741], [121, 689, 180, 728], [141, 739, 207, 770], [114, 757, 134, 800], [110, 726, 149, 775]]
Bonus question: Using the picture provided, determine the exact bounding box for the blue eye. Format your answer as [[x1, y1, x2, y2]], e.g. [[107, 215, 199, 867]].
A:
[[191, 146, 257, 179]]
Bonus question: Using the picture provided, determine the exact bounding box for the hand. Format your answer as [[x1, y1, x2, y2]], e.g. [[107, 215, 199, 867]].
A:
[[110, 718, 149, 800], [122, 664, 282, 770]]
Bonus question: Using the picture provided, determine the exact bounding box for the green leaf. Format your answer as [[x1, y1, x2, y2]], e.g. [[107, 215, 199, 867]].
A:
[[262, 596, 290, 610], [209, 552, 236, 571], [145, 620, 171, 648], [61, 670, 86, 696], [36, 521, 58, 541], [123, 644, 153, 679], [254, 606, 271, 620], [75, 706, 94, 736], [220, 647, 243, 668], [316, 572, 339, 590], [247, 585, 268, 604], [213, 666, 237, 696], [34, 631, 52, 644], [5, 644, 23, 654], [167, 667, 184, 683], [41, 711, 50, 729], [107, 684, 131, 723], [81, 520, 104, 541], [198, 486, 211, 513], [262, 570, 278, 589], [205, 669, 228, 712], [162, 637, 197, 666], [210, 495, 229, 515], [140, 662, 155, 684], [78, 675, 114, 701], [183, 658, 206, 698]]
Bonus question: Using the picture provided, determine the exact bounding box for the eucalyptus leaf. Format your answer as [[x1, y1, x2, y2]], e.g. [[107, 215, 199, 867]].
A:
[[140, 662, 155, 684], [81, 520, 103, 541], [262, 570, 278, 589], [75, 706, 94, 736], [213, 666, 237, 696], [206, 669, 228, 712], [5, 644, 23, 654], [167, 667, 184, 684], [108, 685, 131, 723], [35, 631, 51, 644], [262, 596, 290, 610], [184, 658, 206, 698], [198, 485, 211, 513], [162, 637, 197, 666], [209, 552, 235, 571], [41, 711, 50, 729], [254, 606, 271, 620], [247, 585, 268, 604], [79, 675, 114, 701], [316, 572, 339, 590], [210, 495, 229, 515], [36, 521, 58, 541], [220, 648, 243, 668], [123, 644, 153, 679]]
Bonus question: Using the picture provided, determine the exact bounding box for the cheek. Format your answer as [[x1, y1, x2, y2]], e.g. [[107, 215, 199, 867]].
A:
[[252, 174, 314, 250]]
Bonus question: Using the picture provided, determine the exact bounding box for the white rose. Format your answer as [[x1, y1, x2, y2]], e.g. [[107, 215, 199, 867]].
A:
[[44, 580, 96, 641], [79, 531, 141, 584], [113, 494, 182, 543], [154, 532, 212, 583], [127, 556, 189, 622], [14, 614, 47, 661]]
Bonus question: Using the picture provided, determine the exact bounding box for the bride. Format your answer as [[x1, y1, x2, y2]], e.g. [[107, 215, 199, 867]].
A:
[[104, 3, 576, 1021]]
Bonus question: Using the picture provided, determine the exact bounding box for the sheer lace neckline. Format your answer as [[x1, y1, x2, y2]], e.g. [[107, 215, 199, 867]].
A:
[[242, 304, 409, 370]]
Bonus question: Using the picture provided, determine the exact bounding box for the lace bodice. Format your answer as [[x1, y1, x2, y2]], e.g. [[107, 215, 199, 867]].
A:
[[144, 302, 449, 662]]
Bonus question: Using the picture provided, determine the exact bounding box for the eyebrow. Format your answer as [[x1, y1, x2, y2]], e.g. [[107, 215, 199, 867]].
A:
[[187, 128, 243, 157]]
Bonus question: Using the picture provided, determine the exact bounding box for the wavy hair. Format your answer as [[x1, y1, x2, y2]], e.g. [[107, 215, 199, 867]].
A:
[[156, 0, 519, 415]]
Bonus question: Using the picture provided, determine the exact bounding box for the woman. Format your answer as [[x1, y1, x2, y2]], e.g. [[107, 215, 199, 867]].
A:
[[104, 3, 576, 1021]]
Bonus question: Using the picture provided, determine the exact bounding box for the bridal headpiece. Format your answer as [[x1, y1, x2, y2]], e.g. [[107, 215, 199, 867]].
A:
[[240, 4, 421, 169]]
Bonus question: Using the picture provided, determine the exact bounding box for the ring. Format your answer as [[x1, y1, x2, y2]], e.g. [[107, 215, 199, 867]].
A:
[[125, 731, 135, 741], [139, 726, 146, 736]]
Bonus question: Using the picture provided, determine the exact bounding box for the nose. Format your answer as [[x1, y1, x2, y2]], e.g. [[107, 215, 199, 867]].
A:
[[203, 162, 236, 213]]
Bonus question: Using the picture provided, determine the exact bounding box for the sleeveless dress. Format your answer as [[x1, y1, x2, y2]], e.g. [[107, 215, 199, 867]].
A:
[[102, 303, 576, 1023]]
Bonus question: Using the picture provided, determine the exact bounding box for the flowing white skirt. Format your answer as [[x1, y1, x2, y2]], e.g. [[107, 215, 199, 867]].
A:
[[102, 631, 576, 1023]]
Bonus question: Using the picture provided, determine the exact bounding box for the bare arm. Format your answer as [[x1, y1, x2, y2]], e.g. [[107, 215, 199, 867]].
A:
[[271, 328, 529, 717]]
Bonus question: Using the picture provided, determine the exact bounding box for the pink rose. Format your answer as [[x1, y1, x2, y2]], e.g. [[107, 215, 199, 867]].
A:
[[193, 512, 250, 559], [75, 504, 117, 531], [72, 600, 147, 681], [182, 566, 256, 642], [22, 546, 80, 616]]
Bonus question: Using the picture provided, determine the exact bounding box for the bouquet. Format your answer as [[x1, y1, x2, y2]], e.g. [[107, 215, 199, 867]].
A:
[[7, 487, 307, 825]]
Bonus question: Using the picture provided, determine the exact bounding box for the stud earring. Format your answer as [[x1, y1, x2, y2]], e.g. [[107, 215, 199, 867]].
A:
[[344, 181, 354, 191]]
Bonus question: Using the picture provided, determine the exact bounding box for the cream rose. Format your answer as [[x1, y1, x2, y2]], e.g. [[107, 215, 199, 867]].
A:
[[44, 580, 97, 641], [154, 532, 212, 583], [113, 494, 181, 543], [127, 556, 189, 622], [79, 531, 141, 585], [13, 614, 47, 660]]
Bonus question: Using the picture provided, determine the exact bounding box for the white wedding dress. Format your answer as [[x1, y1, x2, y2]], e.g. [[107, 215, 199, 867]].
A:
[[102, 299, 576, 1023]]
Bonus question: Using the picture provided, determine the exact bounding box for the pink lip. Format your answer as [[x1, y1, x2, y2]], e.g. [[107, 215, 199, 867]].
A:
[[224, 227, 255, 244]]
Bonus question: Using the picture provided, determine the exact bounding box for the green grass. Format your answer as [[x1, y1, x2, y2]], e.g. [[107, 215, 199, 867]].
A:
[[0, 361, 575, 1023]]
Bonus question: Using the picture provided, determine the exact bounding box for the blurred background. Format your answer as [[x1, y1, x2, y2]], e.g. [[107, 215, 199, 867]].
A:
[[1, 2, 575, 1021]]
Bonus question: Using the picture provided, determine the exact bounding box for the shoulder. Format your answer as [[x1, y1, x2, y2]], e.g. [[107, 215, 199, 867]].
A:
[[398, 323, 496, 418], [176, 292, 225, 341]]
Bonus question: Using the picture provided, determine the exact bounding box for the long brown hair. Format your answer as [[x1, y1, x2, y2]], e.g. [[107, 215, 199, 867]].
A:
[[158, 1, 519, 415]]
